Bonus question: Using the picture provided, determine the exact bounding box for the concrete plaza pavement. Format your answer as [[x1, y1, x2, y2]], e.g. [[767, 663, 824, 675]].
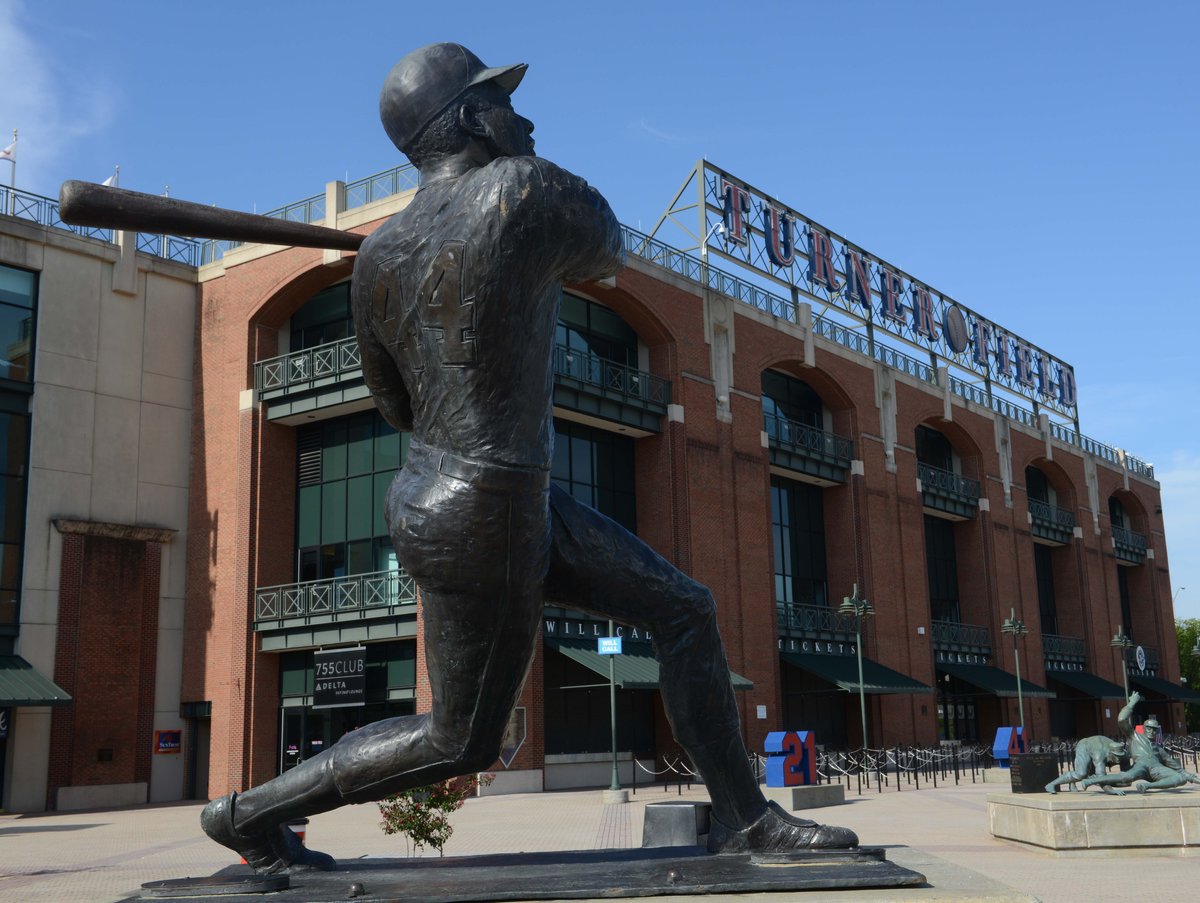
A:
[[0, 778, 1196, 902]]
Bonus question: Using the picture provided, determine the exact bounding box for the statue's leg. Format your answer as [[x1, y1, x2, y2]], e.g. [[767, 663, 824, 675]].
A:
[[1046, 749, 1092, 793], [1133, 766, 1189, 793], [1081, 764, 1147, 796], [545, 486, 857, 852], [203, 465, 550, 872]]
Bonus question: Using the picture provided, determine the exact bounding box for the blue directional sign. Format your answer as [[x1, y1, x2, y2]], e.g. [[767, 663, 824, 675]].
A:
[[598, 636, 622, 655]]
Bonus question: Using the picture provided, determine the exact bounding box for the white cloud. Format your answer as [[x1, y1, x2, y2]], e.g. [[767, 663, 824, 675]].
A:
[[0, 2, 114, 195], [1157, 450, 1200, 622]]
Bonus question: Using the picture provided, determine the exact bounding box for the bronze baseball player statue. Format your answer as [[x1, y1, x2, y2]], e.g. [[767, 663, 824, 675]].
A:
[[66, 43, 860, 874]]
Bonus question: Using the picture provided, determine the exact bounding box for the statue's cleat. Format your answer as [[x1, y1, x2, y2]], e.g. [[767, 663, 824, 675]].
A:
[[708, 801, 858, 854], [201, 793, 336, 874], [1044, 783, 1057, 794]]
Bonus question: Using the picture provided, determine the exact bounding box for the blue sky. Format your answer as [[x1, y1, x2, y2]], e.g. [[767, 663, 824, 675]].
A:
[[3, 0, 1198, 620]]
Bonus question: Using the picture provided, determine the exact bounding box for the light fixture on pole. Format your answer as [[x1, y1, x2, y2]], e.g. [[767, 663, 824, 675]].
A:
[[1000, 608, 1029, 745], [1111, 626, 1133, 705], [838, 584, 874, 751]]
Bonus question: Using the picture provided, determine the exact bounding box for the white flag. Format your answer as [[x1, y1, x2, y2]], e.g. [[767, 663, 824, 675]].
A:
[[101, 174, 115, 187], [0, 142, 14, 163]]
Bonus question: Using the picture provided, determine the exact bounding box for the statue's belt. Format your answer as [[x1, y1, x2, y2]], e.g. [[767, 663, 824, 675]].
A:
[[407, 442, 551, 493]]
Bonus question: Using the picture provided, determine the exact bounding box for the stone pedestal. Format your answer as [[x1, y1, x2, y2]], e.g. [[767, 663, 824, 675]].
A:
[[988, 791, 1200, 850], [764, 783, 846, 810]]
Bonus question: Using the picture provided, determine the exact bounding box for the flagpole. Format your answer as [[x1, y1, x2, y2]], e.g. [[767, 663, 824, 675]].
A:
[[5, 129, 14, 215]]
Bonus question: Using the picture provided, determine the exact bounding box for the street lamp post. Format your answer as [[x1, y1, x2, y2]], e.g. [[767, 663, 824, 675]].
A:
[[838, 584, 874, 752], [1000, 608, 1029, 745], [1111, 626, 1133, 706]]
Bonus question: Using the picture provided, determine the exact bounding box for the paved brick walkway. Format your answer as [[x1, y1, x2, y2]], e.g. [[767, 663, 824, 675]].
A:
[[1, 779, 1197, 901]]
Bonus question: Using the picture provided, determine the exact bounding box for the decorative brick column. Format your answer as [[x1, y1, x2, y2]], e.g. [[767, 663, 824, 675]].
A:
[[47, 520, 176, 809]]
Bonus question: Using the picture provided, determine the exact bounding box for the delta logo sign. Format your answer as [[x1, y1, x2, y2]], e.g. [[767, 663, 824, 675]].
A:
[[698, 163, 1077, 419]]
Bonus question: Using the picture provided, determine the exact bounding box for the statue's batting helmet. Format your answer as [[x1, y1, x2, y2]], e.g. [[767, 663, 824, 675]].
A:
[[380, 43, 527, 153]]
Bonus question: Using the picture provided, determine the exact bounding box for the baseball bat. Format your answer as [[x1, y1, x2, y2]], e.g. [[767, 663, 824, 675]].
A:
[[58, 181, 366, 251]]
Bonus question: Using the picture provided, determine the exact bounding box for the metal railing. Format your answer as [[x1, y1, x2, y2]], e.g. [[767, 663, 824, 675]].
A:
[[255, 569, 416, 622], [1111, 525, 1147, 554], [918, 462, 981, 500], [553, 344, 670, 406], [1028, 498, 1075, 531], [255, 337, 362, 393], [777, 602, 851, 636], [1, 184, 203, 264], [1049, 422, 1154, 479], [345, 163, 421, 210], [812, 317, 871, 356], [931, 619, 991, 650], [763, 413, 853, 463], [875, 343, 935, 382], [1042, 633, 1086, 662]]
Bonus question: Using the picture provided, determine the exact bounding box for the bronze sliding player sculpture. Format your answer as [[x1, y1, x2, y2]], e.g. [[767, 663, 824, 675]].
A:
[[65, 43, 860, 874]]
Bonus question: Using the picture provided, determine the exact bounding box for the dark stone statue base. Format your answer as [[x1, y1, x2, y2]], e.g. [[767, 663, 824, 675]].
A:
[[129, 847, 925, 901]]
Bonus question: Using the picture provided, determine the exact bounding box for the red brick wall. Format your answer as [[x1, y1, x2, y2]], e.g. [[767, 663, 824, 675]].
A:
[[190, 227, 1177, 778], [48, 534, 160, 807]]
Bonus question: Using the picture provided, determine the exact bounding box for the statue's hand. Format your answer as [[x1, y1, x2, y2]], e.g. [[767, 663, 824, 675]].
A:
[[1128, 691, 1143, 705]]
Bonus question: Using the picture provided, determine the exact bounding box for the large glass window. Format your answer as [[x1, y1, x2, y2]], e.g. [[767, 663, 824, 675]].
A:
[[1034, 544, 1058, 635], [916, 426, 954, 471], [551, 419, 636, 531], [290, 282, 352, 352], [1026, 466, 1049, 503], [0, 411, 28, 625], [1108, 497, 1128, 530], [771, 476, 827, 608], [556, 293, 638, 368], [924, 515, 960, 622], [1117, 566, 1133, 641], [296, 411, 404, 581], [0, 265, 35, 384], [761, 370, 823, 429]]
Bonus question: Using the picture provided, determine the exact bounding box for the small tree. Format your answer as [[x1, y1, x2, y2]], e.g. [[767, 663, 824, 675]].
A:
[[1177, 618, 1200, 733], [377, 773, 494, 856]]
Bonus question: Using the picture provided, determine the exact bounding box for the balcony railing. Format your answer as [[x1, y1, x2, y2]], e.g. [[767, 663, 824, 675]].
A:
[[255, 569, 416, 624], [1111, 525, 1147, 564], [1029, 498, 1075, 544], [552, 345, 670, 407], [1, 184, 203, 264], [777, 602, 854, 638], [918, 462, 980, 519], [931, 619, 992, 653], [763, 413, 852, 482], [1042, 633, 1087, 668], [256, 337, 362, 395]]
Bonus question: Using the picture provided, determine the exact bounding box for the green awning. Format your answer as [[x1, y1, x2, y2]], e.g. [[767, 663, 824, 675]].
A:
[[1046, 670, 1126, 700], [547, 638, 754, 691], [781, 652, 932, 695], [1129, 673, 1200, 704], [938, 662, 1055, 699], [0, 655, 72, 706]]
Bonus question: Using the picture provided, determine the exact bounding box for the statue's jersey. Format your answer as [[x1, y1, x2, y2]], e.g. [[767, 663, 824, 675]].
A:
[[352, 156, 622, 471]]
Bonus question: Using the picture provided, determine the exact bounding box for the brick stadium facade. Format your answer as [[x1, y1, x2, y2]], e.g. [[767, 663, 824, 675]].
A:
[[1, 160, 1186, 810], [180, 166, 1185, 799]]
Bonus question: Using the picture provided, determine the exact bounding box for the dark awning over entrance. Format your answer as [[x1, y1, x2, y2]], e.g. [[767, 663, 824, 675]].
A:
[[0, 655, 72, 706], [547, 638, 754, 691], [1046, 670, 1126, 700], [781, 652, 932, 695], [937, 663, 1055, 699], [1129, 673, 1200, 704]]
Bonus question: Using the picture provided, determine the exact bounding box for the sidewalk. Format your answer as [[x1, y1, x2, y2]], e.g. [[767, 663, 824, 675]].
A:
[[0, 779, 1196, 902]]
